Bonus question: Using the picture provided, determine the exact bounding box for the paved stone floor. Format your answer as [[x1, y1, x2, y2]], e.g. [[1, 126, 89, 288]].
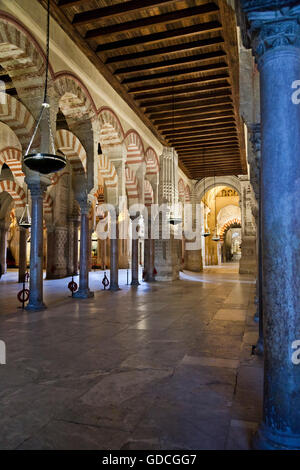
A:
[[0, 264, 263, 450]]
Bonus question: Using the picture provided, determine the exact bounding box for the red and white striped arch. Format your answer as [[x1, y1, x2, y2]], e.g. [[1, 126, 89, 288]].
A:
[[56, 129, 87, 174], [99, 154, 117, 188], [0, 179, 25, 208], [124, 130, 144, 165], [54, 72, 96, 120], [144, 180, 154, 207], [145, 147, 159, 175], [0, 147, 24, 180], [185, 185, 191, 203], [178, 178, 185, 202], [125, 166, 139, 200], [0, 13, 49, 93], [0, 94, 35, 149], [220, 218, 242, 240], [98, 107, 124, 145]]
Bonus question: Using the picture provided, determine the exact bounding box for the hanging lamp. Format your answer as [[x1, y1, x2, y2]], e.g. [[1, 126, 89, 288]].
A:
[[23, 0, 66, 175], [212, 174, 220, 242], [202, 151, 210, 237], [168, 79, 182, 226], [19, 184, 31, 229]]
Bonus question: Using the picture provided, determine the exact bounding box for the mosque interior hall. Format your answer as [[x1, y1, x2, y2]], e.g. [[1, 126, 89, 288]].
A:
[[0, 0, 299, 452]]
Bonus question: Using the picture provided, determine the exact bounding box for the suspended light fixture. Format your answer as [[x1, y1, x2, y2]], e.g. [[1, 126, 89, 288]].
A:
[[19, 184, 31, 229], [202, 151, 210, 237], [212, 174, 220, 242], [23, 0, 66, 175]]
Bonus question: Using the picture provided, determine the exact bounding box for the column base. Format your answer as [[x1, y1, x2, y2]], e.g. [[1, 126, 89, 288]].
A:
[[25, 302, 47, 312], [73, 289, 94, 299], [253, 424, 300, 450], [131, 280, 140, 286], [109, 283, 121, 292], [253, 336, 264, 356], [144, 275, 156, 282]]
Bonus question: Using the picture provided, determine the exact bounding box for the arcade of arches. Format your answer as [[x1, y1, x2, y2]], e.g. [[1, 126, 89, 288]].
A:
[[0, 0, 299, 451]]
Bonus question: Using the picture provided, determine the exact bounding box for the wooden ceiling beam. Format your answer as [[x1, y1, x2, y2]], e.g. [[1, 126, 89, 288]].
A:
[[106, 37, 224, 64], [127, 71, 229, 93], [85, 3, 219, 39], [162, 123, 236, 137], [168, 133, 238, 144], [175, 141, 239, 150], [158, 117, 236, 131], [154, 110, 234, 126], [140, 88, 231, 108], [177, 145, 240, 153], [96, 21, 222, 53], [137, 82, 230, 102], [114, 50, 226, 75], [180, 150, 240, 158], [72, 0, 177, 25], [166, 129, 237, 140], [121, 62, 228, 84], [151, 106, 233, 122], [57, 0, 85, 6], [145, 96, 232, 115]]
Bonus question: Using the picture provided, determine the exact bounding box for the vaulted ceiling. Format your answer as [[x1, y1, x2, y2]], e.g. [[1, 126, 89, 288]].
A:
[[40, 0, 247, 179]]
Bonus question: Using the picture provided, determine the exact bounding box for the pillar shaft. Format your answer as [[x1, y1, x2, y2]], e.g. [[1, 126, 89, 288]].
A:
[[110, 219, 119, 291], [74, 202, 94, 298], [144, 218, 155, 282], [243, 3, 300, 449], [26, 183, 46, 310], [73, 220, 80, 275], [18, 228, 27, 283], [0, 225, 8, 275], [131, 237, 139, 286]]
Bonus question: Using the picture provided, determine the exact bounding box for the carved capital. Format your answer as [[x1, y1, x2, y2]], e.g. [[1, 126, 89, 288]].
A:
[[242, 3, 300, 62], [28, 182, 47, 199]]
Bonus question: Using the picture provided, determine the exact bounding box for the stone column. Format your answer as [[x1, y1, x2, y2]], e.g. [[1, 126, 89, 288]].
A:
[[154, 147, 180, 281], [73, 199, 94, 298], [242, 1, 300, 450], [67, 218, 74, 276], [18, 227, 27, 283], [73, 219, 80, 275], [249, 123, 263, 355], [110, 213, 120, 291], [26, 182, 47, 311], [0, 222, 8, 275], [130, 215, 140, 286], [239, 175, 257, 275]]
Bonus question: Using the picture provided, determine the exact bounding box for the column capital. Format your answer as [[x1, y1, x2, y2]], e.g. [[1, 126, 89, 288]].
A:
[[27, 182, 48, 198], [241, 2, 300, 64]]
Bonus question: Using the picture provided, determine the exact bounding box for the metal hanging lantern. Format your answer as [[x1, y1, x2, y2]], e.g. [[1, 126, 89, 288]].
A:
[[23, 0, 66, 175], [19, 203, 32, 229]]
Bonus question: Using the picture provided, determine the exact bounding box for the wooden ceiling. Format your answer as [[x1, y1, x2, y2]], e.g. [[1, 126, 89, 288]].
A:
[[40, 0, 247, 179]]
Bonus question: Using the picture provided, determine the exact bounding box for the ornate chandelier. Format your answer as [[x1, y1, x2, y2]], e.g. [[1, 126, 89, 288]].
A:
[[23, 0, 66, 175]]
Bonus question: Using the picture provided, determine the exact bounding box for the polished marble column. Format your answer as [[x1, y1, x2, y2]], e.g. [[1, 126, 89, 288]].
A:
[[26, 182, 47, 311], [18, 227, 27, 283], [144, 217, 155, 282], [73, 199, 94, 299], [0, 222, 8, 275], [109, 214, 120, 291], [242, 1, 300, 450]]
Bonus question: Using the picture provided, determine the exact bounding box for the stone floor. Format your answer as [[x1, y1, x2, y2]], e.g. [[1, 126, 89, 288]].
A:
[[0, 264, 263, 450]]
